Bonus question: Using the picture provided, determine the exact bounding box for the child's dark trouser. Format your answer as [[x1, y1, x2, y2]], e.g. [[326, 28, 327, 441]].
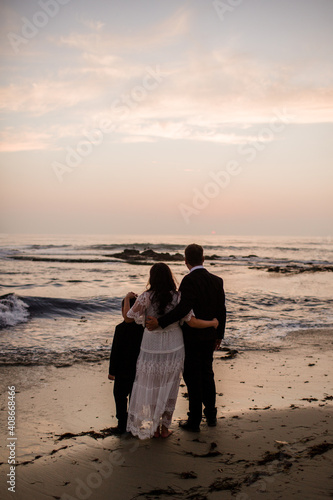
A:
[[113, 377, 135, 430]]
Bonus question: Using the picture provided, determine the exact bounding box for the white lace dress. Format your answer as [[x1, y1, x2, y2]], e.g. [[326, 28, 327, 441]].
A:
[[126, 290, 192, 439]]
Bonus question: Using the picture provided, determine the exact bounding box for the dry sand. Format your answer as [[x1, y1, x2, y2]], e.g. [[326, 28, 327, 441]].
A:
[[0, 328, 332, 499]]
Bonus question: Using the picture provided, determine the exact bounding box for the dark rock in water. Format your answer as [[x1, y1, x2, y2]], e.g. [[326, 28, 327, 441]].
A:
[[141, 249, 158, 257], [112, 248, 183, 262], [255, 264, 333, 274], [123, 249, 140, 256], [112, 249, 140, 258], [208, 254, 220, 260], [267, 266, 281, 273], [111, 248, 220, 263], [141, 249, 184, 261]]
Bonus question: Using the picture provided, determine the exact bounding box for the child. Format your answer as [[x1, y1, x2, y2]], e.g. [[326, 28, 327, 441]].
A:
[[108, 296, 144, 434]]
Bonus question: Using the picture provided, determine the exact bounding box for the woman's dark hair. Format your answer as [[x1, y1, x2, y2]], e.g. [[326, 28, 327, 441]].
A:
[[147, 263, 177, 316]]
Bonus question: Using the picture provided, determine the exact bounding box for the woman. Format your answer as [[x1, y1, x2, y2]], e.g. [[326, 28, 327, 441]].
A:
[[124, 263, 218, 439]]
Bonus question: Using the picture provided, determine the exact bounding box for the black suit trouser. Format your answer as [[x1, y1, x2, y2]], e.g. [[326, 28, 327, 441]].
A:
[[183, 338, 217, 426]]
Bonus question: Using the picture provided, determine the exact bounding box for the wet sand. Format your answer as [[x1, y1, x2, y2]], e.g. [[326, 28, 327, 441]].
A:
[[0, 328, 332, 499]]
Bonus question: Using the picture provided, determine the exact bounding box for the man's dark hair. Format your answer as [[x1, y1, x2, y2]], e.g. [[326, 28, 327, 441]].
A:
[[121, 297, 137, 309], [185, 244, 204, 267]]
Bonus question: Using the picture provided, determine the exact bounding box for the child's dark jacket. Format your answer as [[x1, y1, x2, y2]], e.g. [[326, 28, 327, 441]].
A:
[[109, 321, 144, 380]]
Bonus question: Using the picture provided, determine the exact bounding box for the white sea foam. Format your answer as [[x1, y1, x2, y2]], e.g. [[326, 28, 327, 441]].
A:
[[0, 294, 29, 328]]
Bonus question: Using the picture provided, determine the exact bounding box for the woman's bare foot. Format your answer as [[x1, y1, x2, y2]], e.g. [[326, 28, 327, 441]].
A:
[[161, 425, 173, 438]]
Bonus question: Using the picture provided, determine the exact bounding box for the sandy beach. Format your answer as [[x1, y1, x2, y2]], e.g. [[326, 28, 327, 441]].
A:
[[1, 328, 332, 500]]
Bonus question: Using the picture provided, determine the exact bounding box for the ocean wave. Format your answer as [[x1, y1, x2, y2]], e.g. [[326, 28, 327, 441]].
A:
[[0, 294, 29, 328], [10, 256, 119, 263], [0, 293, 121, 328], [87, 243, 184, 252], [28, 244, 71, 250]]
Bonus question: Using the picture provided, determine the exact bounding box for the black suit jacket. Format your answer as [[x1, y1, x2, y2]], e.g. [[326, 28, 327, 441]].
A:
[[158, 268, 226, 342], [109, 321, 144, 379]]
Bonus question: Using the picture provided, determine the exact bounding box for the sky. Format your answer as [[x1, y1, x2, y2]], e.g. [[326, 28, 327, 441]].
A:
[[0, 0, 332, 236]]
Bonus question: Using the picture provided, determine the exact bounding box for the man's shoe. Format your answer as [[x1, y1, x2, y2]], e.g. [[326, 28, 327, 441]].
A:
[[207, 418, 217, 427], [179, 420, 200, 432], [204, 408, 217, 427]]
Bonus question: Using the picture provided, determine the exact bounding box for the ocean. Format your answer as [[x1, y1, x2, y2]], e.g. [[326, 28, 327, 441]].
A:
[[0, 234, 332, 367]]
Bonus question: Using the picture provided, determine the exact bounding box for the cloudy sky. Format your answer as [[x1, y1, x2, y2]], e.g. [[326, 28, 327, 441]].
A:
[[1, 0, 332, 235]]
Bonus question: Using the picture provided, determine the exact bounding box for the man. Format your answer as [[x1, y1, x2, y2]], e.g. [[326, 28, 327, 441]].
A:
[[146, 243, 226, 432]]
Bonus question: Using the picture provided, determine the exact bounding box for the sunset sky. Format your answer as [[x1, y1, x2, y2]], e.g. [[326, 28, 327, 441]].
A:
[[0, 0, 332, 235]]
